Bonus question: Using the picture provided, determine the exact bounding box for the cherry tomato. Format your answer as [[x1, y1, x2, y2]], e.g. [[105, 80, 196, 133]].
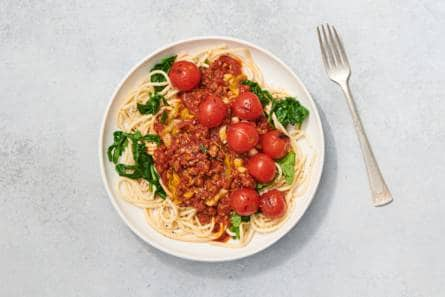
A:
[[231, 92, 263, 120], [260, 189, 287, 219], [168, 61, 201, 91], [227, 122, 259, 153], [247, 153, 276, 183], [198, 94, 227, 128], [261, 130, 290, 159], [230, 188, 259, 216]]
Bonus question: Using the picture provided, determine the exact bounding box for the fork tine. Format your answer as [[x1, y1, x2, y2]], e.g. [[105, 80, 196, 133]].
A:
[[326, 24, 341, 65], [331, 25, 349, 66], [316, 26, 329, 69], [320, 24, 335, 67]]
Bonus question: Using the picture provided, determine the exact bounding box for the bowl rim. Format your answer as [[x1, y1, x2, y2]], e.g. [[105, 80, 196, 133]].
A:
[[98, 36, 325, 262]]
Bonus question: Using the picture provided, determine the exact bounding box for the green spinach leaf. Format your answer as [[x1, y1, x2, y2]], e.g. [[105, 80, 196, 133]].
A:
[[115, 164, 142, 179], [229, 213, 251, 240], [107, 131, 129, 164], [142, 134, 161, 144], [137, 93, 164, 115], [150, 55, 176, 92], [107, 130, 165, 198], [278, 151, 296, 185], [241, 80, 273, 107], [160, 111, 168, 124], [256, 182, 271, 191], [270, 97, 309, 128]]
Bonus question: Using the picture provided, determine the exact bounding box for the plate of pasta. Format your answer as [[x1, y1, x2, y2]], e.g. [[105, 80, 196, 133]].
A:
[[99, 37, 324, 261]]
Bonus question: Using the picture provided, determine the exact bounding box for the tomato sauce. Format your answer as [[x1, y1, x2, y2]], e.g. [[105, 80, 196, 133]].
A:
[[214, 231, 231, 243], [153, 55, 257, 230], [201, 55, 242, 97], [180, 88, 210, 115]]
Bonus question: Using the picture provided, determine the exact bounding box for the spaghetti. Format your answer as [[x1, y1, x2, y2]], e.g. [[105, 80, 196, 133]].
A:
[[108, 45, 314, 247]]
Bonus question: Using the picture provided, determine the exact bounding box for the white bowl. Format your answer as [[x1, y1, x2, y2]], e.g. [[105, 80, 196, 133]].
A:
[[99, 36, 325, 262]]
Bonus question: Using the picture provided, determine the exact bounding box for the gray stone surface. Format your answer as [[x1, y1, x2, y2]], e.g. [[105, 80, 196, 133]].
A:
[[1, 0, 444, 296]]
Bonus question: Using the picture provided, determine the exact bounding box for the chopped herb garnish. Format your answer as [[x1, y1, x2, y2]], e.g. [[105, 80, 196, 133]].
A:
[[199, 144, 208, 154], [241, 79, 274, 107], [137, 93, 164, 115], [278, 151, 296, 185], [150, 55, 176, 92], [270, 97, 309, 128]]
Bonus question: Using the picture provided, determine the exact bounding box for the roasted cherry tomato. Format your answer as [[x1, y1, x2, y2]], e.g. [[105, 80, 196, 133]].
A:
[[198, 94, 227, 128], [227, 122, 259, 153], [247, 153, 276, 183], [231, 92, 263, 120], [168, 61, 201, 91], [260, 189, 287, 219], [261, 130, 290, 159], [230, 188, 260, 216]]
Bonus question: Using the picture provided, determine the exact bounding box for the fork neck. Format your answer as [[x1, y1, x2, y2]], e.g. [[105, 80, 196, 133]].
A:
[[337, 79, 361, 125], [336, 77, 350, 90]]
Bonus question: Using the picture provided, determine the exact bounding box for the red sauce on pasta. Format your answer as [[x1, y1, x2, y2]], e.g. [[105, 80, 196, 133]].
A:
[[153, 55, 258, 227]]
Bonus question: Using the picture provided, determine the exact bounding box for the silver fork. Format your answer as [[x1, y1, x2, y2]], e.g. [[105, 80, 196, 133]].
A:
[[317, 24, 393, 206]]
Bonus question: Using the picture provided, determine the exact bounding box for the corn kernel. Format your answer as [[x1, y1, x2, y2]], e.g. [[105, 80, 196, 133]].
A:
[[233, 158, 243, 167], [223, 74, 232, 81], [180, 108, 194, 120], [219, 126, 227, 142], [183, 191, 194, 198], [237, 166, 246, 173]]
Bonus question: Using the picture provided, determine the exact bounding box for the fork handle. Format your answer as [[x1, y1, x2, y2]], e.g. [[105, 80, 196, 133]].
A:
[[339, 81, 393, 206]]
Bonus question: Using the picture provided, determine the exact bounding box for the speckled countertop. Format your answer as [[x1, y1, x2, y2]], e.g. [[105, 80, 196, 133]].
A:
[[1, 1, 444, 296]]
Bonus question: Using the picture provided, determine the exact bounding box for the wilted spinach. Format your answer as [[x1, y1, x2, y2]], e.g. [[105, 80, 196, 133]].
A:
[[270, 97, 309, 128], [137, 93, 164, 115], [229, 213, 251, 239], [278, 151, 296, 185], [107, 130, 165, 198], [150, 55, 176, 92], [241, 79, 273, 107]]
